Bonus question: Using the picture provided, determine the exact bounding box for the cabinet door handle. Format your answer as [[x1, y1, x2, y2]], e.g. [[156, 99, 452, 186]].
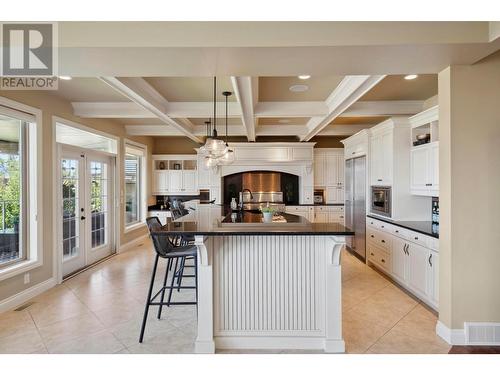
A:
[[381, 239, 385, 243], [381, 225, 385, 228], [370, 234, 374, 238], [414, 236, 419, 240], [370, 252, 374, 256], [352, 152, 355, 155], [425, 183, 433, 186], [395, 230, 399, 233], [377, 179, 382, 182], [429, 253, 433, 267], [381, 259, 385, 263]]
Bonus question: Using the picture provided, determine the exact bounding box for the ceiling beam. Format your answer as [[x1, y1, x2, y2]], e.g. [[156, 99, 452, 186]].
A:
[[231, 76, 257, 142], [340, 100, 424, 117], [99, 77, 203, 143], [318, 124, 374, 136], [300, 75, 386, 141]]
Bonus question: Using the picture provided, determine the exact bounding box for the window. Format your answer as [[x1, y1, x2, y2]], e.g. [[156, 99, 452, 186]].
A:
[[124, 143, 146, 229], [0, 101, 41, 277]]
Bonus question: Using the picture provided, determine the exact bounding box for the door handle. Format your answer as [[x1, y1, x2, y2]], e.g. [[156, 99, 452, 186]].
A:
[[81, 216, 86, 220]]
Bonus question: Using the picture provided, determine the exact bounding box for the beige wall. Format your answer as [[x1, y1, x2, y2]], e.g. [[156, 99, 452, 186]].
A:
[[0, 90, 154, 302], [438, 50, 500, 329], [153, 136, 199, 154]]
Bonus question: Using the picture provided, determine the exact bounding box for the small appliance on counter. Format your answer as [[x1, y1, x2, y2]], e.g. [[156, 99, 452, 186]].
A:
[[313, 189, 325, 204], [432, 197, 439, 235]]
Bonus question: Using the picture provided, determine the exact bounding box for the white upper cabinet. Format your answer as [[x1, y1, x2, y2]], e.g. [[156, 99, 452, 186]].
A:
[[152, 155, 199, 195], [409, 106, 439, 197], [314, 149, 344, 204], [370, 128, 393, 186], [314, 153, 326, 186]]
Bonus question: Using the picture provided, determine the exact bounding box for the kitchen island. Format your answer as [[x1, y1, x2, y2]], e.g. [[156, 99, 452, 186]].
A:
[[152, 205, 354, 353]]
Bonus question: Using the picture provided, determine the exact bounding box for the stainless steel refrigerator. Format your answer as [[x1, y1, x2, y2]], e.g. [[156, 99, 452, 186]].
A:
[[345, 156, 366, 260]]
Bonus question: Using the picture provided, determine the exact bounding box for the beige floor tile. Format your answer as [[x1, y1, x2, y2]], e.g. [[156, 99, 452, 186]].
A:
[[0, 309, 36, 339], [367, 329, 450, 354], [38, 312, 105, 347], [109, 315, 178, 347], [28, 297, 92, 328], [91, 302, 144, 327], [127, 328, 194, 354], [342, 314, 390, 353], [0, 326, 46, 354], [47, 331, 125, 354]]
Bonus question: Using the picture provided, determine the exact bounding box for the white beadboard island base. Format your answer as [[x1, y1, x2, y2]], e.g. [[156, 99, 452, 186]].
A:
[[194, 234, 346, 353]]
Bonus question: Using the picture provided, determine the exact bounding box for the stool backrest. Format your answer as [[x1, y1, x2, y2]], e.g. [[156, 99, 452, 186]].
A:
[[146, 216, 175, 257]]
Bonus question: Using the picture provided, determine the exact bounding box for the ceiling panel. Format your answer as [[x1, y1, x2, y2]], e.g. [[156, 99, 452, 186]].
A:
[[258, 117, 310, 125], [144, 77, 236, 102], [359, 74, 438, 101], [258, 76, 344, 102], [54, 78, 131, 102]]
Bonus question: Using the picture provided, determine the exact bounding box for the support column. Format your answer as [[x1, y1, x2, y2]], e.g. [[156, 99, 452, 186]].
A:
[[194, 235, 215, 353], [324, 236, 346, 353]]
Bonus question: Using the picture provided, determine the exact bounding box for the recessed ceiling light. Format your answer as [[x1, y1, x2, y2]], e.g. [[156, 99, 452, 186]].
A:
[[404, 74, 418, 80], [278, 119, 291, 124], [289, 84, 309, 92], [59, 76, 72, 80], [298, 75, 311, 80]]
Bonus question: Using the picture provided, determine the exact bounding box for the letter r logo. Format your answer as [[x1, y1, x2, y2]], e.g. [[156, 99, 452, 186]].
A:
[[2, 23, 54, 76]]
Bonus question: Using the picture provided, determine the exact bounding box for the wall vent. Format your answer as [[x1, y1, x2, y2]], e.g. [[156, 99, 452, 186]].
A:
[[465, 323, 500, 345]]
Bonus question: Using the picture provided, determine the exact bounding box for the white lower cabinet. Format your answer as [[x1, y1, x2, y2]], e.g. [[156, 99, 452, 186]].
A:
[[391, 237, 408, 285], [407, 242, 429, 299], [286, 205, 344, 223], [367, 217, 439, 310]]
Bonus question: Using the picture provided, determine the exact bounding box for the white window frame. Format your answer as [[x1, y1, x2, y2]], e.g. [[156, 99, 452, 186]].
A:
[[124, 139, 147, 233], [0, 97, 43, 282]]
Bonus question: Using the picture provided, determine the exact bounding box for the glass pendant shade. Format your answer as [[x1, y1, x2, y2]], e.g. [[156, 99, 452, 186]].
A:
[[219, 148, 235, 165], [204, 155, 218, 169], [204, 136, 227, 155]]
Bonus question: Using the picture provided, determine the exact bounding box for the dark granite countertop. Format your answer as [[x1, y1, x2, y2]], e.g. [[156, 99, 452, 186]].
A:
[[367, 214, 439, 239], [151, 209, 354, 236]]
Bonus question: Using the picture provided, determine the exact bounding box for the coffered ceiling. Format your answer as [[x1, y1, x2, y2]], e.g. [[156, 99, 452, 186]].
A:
[[62, 73, 437, 142]]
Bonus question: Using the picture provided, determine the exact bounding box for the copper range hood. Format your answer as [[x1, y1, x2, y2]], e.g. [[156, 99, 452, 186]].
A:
[[242, 171, 281, 193]]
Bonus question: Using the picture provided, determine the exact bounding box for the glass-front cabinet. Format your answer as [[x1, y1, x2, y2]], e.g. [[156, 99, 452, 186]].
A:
[[152, 155, 199, 195]]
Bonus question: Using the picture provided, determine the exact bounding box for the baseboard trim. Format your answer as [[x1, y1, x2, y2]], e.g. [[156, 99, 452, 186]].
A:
[[118, 233, 149, 254], [214, 336, 341, 352], [0, 277, 57, 314], [436, 320, 466, 345]]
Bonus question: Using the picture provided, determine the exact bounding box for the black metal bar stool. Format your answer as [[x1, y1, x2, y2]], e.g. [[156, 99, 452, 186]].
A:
[[139, 217, 198, 343], [170, 207, 196, 291]]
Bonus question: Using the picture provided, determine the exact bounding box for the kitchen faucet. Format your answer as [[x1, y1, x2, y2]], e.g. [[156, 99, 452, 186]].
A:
[[238, 189, 253, 210]]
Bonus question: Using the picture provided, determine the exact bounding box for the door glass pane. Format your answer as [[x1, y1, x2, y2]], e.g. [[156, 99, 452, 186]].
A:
[[0, 115, 22, 265], [90, 161, 108, 248], [62, 158, 80, 260], [125, 154, 140, 225]]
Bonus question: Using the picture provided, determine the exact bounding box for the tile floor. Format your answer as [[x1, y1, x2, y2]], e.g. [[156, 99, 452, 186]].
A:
[[0, 240, 450, 354]]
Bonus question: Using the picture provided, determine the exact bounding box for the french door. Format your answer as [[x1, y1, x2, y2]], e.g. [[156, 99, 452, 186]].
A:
[[61, 147, 115, 277]]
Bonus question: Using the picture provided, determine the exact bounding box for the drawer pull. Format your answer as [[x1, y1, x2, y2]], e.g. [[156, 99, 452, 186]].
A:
[[414, 236, 419, 240], [381, 239, 385, 243], [370, 252, 374, 256], [395, 230, 399, 233], [370, 235, 374, 238], [381, 225, 385, 228], [377, 179, 382, 181], [381, 259, 385, 263]]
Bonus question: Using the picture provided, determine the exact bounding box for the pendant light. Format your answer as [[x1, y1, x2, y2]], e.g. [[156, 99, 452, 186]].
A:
[[219, 90, 235, 165], [202, 77, 227, 155]]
